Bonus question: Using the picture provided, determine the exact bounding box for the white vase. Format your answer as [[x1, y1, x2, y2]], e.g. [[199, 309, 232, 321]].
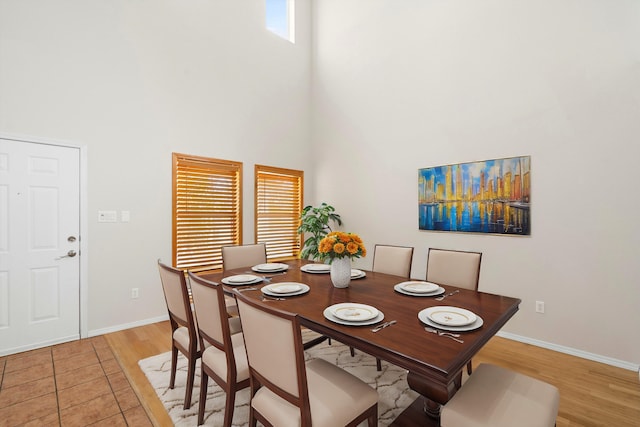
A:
[[330, 257, 351, 288]]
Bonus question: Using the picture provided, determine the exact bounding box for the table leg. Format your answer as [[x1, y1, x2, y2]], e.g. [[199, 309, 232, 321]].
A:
[[406, 370, 463, 419], [423, 398, 442, 418]]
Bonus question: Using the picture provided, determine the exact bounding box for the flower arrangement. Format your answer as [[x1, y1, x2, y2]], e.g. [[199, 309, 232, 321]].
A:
[[318, 231, 366, 262]]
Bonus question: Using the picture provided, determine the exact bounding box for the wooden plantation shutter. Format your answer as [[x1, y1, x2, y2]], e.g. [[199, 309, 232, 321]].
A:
[[255, 165, 303, 260], [173, 153, 242, 271]]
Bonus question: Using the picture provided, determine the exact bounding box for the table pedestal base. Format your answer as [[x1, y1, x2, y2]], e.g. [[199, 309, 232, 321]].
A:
[[389, 397, 440, 427], [406, 370, 463, 419]]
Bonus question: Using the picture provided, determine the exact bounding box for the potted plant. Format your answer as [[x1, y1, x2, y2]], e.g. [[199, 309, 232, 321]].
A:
[[297, 203, 342, 261]]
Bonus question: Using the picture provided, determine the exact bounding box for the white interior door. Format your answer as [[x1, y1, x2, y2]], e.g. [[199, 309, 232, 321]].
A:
[[0, 138, 80, 356]]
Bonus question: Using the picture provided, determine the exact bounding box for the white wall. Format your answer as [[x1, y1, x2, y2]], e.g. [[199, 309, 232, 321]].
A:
[[0, 1, 313, 332], [1, 0, 638, 368], [311, 0, 640, 366]]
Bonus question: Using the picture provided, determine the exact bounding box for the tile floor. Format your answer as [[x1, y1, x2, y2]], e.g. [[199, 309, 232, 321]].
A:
[[0, 336, 152, 427]]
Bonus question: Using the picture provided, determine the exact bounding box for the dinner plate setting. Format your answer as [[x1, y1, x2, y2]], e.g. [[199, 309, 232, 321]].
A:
[[418, 306, 483, 331], [323, 303, 384, 326], [351, 269, 366, 279], [251, 263, 289, 273], [261, 282, 310, 297], [300, 263, 331, 274], [221, 274, 264, 286], [394, 281, 445, 297]]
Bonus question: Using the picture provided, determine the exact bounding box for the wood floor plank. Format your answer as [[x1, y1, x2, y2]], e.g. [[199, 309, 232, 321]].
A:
[[106, 321, 640, 427], [104, 322, 173, 427]]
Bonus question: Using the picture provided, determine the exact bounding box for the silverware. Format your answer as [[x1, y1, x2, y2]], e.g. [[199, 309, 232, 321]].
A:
[[435, 289, 460, 301], [424, 327, 461, 337], [371, 320, 397, 333], [261, 296, 285, 301], [424, 327, 464, 343], [236, 287, 258, 292]]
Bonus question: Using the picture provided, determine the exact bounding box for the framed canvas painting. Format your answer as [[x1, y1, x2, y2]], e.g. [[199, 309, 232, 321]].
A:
[[418, 156, 531, 235]]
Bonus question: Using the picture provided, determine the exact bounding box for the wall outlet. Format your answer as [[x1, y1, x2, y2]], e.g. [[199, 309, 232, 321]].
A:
[[131, 288, 139, 299], [535, 301, 545, 313]]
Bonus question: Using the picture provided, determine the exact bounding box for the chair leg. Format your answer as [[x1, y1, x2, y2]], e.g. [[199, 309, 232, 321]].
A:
[[367, 408, 377, 427], [467, 360, 473, 375], [376, 358, 382, 371], [198, 371, 208, 425], [169, 347, 178, 389], [350, 346, 355, 357], [184, 355, 197, 410], [249, 407, 258, 427], [224, 386, 237, 427]]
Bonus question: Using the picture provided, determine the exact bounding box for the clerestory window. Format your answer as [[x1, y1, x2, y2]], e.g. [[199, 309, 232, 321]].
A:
[[266, 0, 295, 43]]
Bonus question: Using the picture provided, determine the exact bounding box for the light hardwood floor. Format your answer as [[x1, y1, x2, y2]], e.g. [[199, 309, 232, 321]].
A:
[[105, 321, 640, 427]]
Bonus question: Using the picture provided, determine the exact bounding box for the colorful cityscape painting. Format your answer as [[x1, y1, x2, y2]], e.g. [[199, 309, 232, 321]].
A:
[[418, 156, 531, 235]]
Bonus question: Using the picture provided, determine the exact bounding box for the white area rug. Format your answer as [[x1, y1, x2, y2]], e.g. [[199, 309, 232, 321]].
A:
[[139, 331, 418, 426]]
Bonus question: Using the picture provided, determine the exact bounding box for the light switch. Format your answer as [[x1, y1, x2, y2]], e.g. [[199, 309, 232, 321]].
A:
[[98, 210, 117, 223], [121, 211, 130, 222]]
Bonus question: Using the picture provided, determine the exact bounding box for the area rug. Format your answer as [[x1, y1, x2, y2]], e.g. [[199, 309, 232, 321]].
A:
[[139, 331, 418, 426]]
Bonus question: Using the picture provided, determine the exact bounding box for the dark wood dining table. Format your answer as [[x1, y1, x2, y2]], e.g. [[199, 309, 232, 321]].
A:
[[200, 259, 520, 427]]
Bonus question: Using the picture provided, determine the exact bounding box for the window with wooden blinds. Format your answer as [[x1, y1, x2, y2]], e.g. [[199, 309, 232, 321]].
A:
[[255, 165, 303, 260], [173, 153, 242, 271]]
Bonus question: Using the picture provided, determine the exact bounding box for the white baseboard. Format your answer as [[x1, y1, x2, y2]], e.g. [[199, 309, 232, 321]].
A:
[[497, 331, 639, 372], [88, 314, 169, 338]]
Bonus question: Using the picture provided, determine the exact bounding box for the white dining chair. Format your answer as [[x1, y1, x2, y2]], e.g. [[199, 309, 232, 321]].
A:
[[426, 248, 481, 291], [157, 260, 201, 410], [221, 243, 267, 271], [371, 244, 414, 278], [188, 272, 248, 426], [235, 291, 379, 427], [220, 243, 267, 314], [441, 363, 560, 427]]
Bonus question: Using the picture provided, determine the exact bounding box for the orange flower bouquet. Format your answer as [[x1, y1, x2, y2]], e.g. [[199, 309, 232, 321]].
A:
[[318, 231, 366, 262]]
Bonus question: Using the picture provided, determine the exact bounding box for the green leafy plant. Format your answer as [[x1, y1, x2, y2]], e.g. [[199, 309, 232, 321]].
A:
[[297, 203, 342, 261]]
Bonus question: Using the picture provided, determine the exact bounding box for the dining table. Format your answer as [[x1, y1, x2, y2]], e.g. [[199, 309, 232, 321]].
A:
[[199, 259, 521, 427]]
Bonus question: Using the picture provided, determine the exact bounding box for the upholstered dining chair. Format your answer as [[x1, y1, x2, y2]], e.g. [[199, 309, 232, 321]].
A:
[[234, 291, 379, 427], [157, 260, 201, 410], [187, 272, 248, 427], [221, 243, 268, 315], [426, 248, 482, 291], [221, 243, 267, 271], [371, 244, 414, 278], [426, 248, 482, 375], [440, 363, 560, 427]]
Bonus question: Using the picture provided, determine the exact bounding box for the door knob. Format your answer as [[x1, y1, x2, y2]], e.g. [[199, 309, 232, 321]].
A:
[[56, 250, 77, 260]]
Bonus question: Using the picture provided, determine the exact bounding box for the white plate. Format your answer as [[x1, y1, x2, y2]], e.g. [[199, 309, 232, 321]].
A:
[[330, 303, 378, 321], [394, 284, 445, 297], [418, 309, 484, 332], [261, 283, 310, 297], [221, 274, 263, 286], [351, 269, 366, 279], [399, 281, 439, 293], [423, 306, 477, 326], [323, 307, 385, 326], [263, 282, 302, 294], [301, 263, 331, 273], [252, 263, 289, 273]]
